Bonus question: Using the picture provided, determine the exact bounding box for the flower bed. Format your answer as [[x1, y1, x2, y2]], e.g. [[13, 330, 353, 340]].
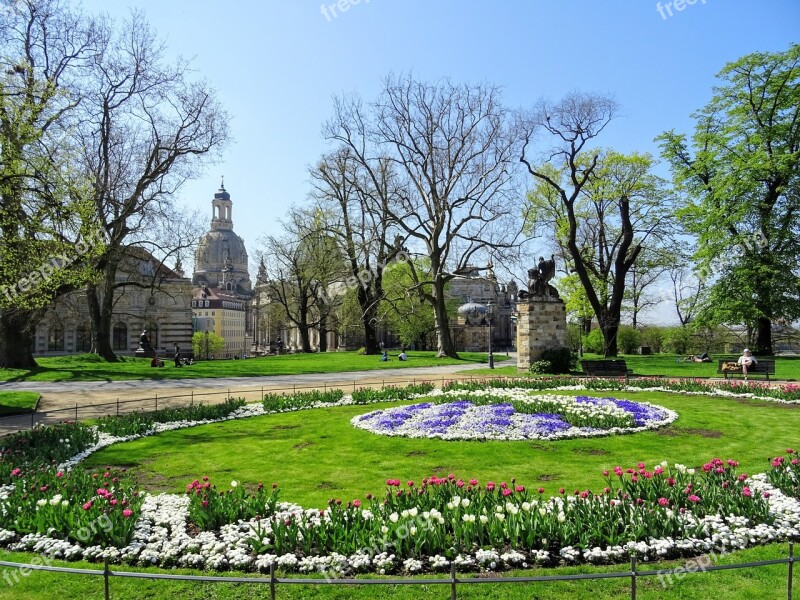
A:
[[444, 377, 800, 403], [351, 389, 676, 440], [2, 459, 799, 575], [0, 382, 798, 576]]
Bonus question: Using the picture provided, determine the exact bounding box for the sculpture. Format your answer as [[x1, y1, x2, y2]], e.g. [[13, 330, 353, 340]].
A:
[[519, 255, 559, 300], [138, 329, 153, 352]]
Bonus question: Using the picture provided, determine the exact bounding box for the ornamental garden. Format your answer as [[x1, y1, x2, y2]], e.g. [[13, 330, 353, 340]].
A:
[[1, 378, 799, 589]]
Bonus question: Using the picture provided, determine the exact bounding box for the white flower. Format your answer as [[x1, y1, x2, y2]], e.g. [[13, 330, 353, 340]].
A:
[[389, 512, 399, 523], [230, 480, 238, 488]]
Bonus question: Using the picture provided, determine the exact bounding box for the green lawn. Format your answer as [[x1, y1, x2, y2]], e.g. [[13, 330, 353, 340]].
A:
[[472, 353, 800, 380], [84, 390, 799, 508], [4, 388, 799, 598], [0, 391, 39, 416], [0, 351, 503, 383]]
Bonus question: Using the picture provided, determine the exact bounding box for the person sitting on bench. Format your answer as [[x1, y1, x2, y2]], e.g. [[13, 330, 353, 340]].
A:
[[738, 348, 757, 380]]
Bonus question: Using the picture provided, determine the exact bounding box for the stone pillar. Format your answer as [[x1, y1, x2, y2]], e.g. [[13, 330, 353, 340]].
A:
[[517, 298, 568, 370]]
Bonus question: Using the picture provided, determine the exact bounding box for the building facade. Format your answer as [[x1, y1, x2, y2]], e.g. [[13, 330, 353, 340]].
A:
[[32, 249, 193, 357]]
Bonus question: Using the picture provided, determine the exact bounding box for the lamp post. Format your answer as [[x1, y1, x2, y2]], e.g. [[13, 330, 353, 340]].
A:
[[486, 302, 494, 369], [204, 329, 209, 361]]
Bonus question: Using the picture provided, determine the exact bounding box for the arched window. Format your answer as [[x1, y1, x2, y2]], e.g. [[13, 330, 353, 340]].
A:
[[47, 325, 64, 352], [75, 324, 92, 352], [112, 323, 128, 350]]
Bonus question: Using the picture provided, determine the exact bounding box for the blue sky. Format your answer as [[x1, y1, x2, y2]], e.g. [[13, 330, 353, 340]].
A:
[[80, 0, 799, 322]]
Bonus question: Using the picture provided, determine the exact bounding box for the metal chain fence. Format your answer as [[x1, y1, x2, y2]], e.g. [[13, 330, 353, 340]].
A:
[[0, 544, 796, 599]]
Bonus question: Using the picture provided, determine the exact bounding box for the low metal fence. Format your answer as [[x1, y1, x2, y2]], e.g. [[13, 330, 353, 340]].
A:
[[0, 544, 796, 599], [0, 374, 512, 436]]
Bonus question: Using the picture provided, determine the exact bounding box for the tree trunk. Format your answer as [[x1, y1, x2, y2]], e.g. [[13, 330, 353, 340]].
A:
[[599, 312, 620, 357], [86, 277, 119, 362], [0, 308, 38, 369], [360, 287, 380, 354], [754, 315, 773, 356], [432, 279, 458, 359], [318, 313, 328, 353]]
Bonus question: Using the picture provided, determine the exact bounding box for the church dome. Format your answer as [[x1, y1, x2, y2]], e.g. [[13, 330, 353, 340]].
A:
[[192, 182, 252, 294]]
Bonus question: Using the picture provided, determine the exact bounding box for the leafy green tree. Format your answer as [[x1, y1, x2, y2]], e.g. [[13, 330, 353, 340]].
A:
[[617, 325, 641, 355], [0, 0, 102, 368], [521, 93, 674, 357], [380, 259, 436, 350], [658, 44, 800, 355], [191, 331, 224, 360]]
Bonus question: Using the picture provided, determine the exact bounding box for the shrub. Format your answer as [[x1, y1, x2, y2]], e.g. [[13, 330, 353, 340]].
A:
[[95, 397, 246, 437], [262, 389, 345, 411], [584, 329, 605, 354], [351, 382, 435, 404], [662, 326, 692, 354], [528, 360, 552, 374], [541, 347, 577, 373], [617, 325, 640, 355]]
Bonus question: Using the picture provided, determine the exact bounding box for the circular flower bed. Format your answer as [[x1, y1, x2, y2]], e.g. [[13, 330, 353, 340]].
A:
[[352, 389, 676, 440]]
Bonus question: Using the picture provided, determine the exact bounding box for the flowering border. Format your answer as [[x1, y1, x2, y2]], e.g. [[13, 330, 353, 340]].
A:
[[351, 389, 677, 441], [0, 384, 798, 576]]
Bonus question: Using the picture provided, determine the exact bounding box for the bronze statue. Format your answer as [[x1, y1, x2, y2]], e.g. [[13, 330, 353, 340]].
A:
[[520, 255, 559, 300]]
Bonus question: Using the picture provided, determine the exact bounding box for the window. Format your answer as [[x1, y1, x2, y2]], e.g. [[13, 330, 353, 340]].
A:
[[112, 323, 128, 350], [75, 324, 91, 352], [47, 325, 65, 352]]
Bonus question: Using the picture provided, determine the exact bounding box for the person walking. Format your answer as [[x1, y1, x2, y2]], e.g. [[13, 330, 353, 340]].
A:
[[174, 343, 182, 367]]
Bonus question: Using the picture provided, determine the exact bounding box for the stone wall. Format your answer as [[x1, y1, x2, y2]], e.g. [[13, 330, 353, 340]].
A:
[[516, 298, 568, 370]]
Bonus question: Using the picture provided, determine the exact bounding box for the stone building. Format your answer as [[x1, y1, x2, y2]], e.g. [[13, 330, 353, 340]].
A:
[[32, 248, 193, 357], [192, 181, 254, 354], [448, 262, 518, 352]]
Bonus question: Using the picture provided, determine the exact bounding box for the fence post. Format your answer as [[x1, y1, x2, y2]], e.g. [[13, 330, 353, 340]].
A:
[[191, 390, 194, 407], [630, 555, 637, 600], [789, 542, 794, 600], [155, 394, 158, 412], [31, 411, 34, 429], [270, 562, 276, 600], [450, 562, 457, 600], [104, 555, 110, 600], [75, 403, 78, 421]]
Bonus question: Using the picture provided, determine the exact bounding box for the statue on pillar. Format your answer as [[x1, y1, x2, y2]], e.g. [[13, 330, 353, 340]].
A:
[[518, 255, 559, 300]]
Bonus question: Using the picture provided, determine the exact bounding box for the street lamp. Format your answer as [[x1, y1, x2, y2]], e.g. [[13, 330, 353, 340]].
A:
[[204, 328, 209, 361], [486, 301, 494, 369]]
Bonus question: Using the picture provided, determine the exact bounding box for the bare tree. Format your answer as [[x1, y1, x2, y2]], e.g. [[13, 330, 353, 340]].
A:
[[520, 92, 673, 355], [325, 75, 522, 358], [624, 245, 672, 328], [309, 147, 404, 354], [260, 207, 346, 353], [76, 10, 229, 360], [666, 262, 706, 327]]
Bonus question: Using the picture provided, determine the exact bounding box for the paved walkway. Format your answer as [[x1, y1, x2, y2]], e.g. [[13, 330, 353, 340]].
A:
[[0, 358, 514, 435]]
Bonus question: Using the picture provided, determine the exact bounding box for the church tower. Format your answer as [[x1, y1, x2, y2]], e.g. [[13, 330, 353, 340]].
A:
[[192, 180, 252, 293]]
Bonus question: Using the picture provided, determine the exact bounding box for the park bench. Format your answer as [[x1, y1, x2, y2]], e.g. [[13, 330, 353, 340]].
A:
[[581, 359, 634, 380], [717, 359, 776, 381]]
